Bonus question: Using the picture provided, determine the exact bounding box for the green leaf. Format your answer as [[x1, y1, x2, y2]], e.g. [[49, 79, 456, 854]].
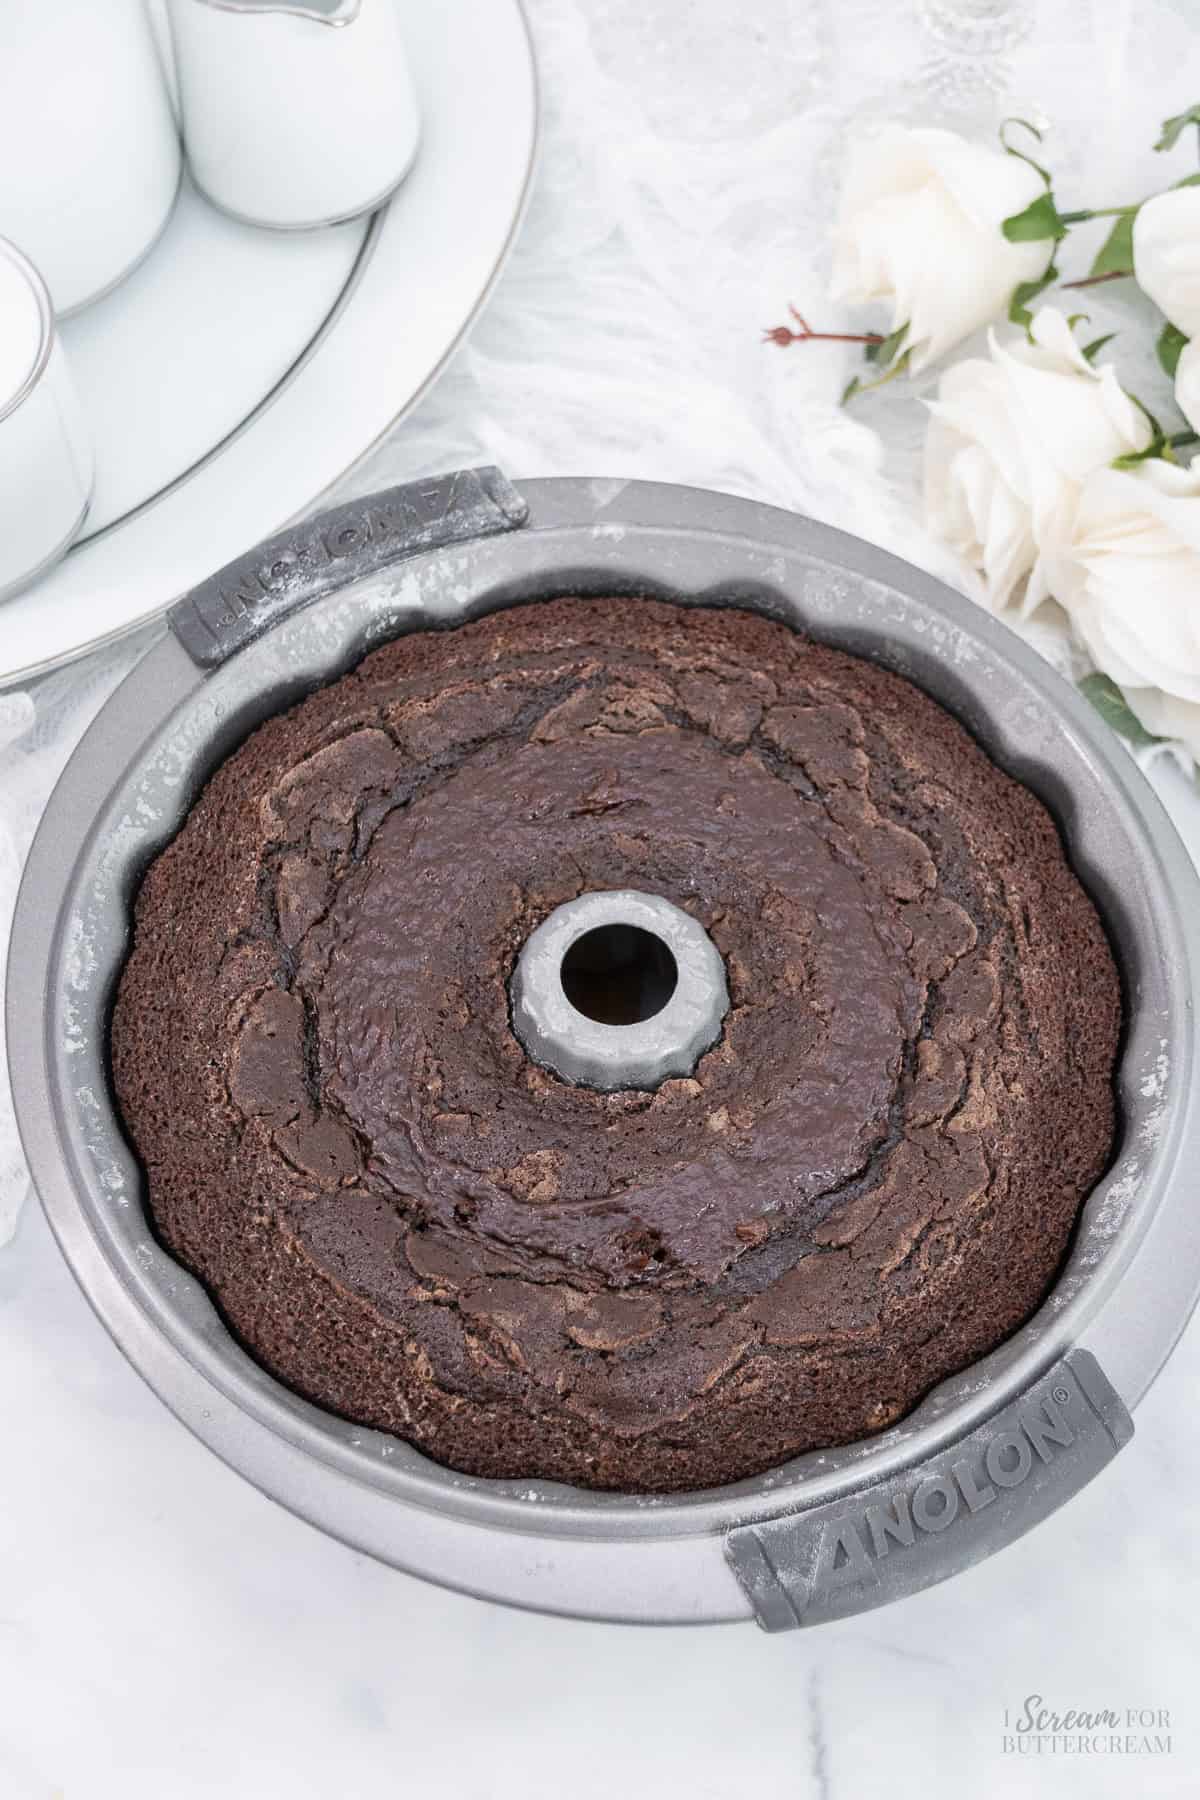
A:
[[1112, 394, 1168, 467], [1157, 321, 1189, 378], [999, 116, 1053, 187], [841, 348, 913, 405], [1081, 332, 1116, 363], [1002, 192, 1068, 242], [1156, 103, 1200, 152], [1088, 210, 1136, 279], [863, 322, 909, 369], [1065, 311, 1116, 364], [1078, 674, 1164, 749], [1008, 260, 1058, 330], [1174, 171, 1200, 189]]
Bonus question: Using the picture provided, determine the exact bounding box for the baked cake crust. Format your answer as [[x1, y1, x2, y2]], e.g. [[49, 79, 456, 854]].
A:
[[111, 599, 1121, 1492]]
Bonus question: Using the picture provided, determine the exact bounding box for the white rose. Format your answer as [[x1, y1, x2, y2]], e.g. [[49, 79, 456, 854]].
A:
[[1132, 188, 1200, 338], [1039, 455, 1200, 754], [923, 308, 1151, 612], [1173, 335, 1200, 434], [831, 125, 1051, 374]]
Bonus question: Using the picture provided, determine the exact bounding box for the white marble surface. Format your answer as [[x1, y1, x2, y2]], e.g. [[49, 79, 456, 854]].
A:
[[4, 1, 1200, 1793]]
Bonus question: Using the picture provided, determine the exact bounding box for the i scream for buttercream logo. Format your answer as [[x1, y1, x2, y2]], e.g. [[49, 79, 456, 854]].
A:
[[1002, 1697, 1172, 1757]]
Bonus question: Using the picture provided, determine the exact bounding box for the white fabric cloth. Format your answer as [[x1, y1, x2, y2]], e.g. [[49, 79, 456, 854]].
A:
[[3, 0, 1200, 1242]]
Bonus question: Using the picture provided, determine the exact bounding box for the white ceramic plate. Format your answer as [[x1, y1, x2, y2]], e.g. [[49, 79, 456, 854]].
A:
[[0, 0, 537, 684]]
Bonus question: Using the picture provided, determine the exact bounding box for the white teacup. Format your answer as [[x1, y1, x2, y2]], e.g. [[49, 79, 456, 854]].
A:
[[166, 0, 421, 230], [0, 0, 182, 316], [0, 238, 93, 602]]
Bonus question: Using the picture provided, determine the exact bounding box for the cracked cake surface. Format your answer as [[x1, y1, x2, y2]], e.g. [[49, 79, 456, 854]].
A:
[[111, 598, 1121, 1492]]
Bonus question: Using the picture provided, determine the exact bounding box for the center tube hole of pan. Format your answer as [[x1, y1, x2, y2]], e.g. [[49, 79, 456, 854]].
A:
[[559, 924, 678, 1026]]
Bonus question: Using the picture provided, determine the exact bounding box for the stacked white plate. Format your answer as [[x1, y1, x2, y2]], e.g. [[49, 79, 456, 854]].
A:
[[1, 0, 537, 684]]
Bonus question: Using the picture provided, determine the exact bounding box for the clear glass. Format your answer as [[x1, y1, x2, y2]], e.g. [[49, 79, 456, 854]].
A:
[[915, 0, 1035, 56]]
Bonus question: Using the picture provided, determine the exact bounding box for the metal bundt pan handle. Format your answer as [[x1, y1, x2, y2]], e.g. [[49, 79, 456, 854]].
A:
[[726, 1349, 1133, 1631], [168, 467, 530, 669]]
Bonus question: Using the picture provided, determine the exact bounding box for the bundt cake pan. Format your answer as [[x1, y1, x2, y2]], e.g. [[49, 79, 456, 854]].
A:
[[9, 468, 1200, 1629]]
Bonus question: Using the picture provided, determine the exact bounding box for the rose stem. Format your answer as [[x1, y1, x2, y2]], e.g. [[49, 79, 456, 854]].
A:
[[1060, 269, 1133, 291], [764, 306, 885, 348]]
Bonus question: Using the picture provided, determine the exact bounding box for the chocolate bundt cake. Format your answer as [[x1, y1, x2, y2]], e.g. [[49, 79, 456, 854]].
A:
[[111, 598, 1121, 1492]]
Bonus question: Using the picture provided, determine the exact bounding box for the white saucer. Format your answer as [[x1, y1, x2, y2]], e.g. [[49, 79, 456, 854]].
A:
[[0, 0, 537, 684]]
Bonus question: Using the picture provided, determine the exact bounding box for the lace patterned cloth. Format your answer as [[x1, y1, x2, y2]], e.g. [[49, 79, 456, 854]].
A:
[[2, 0, 1199, 1240]]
